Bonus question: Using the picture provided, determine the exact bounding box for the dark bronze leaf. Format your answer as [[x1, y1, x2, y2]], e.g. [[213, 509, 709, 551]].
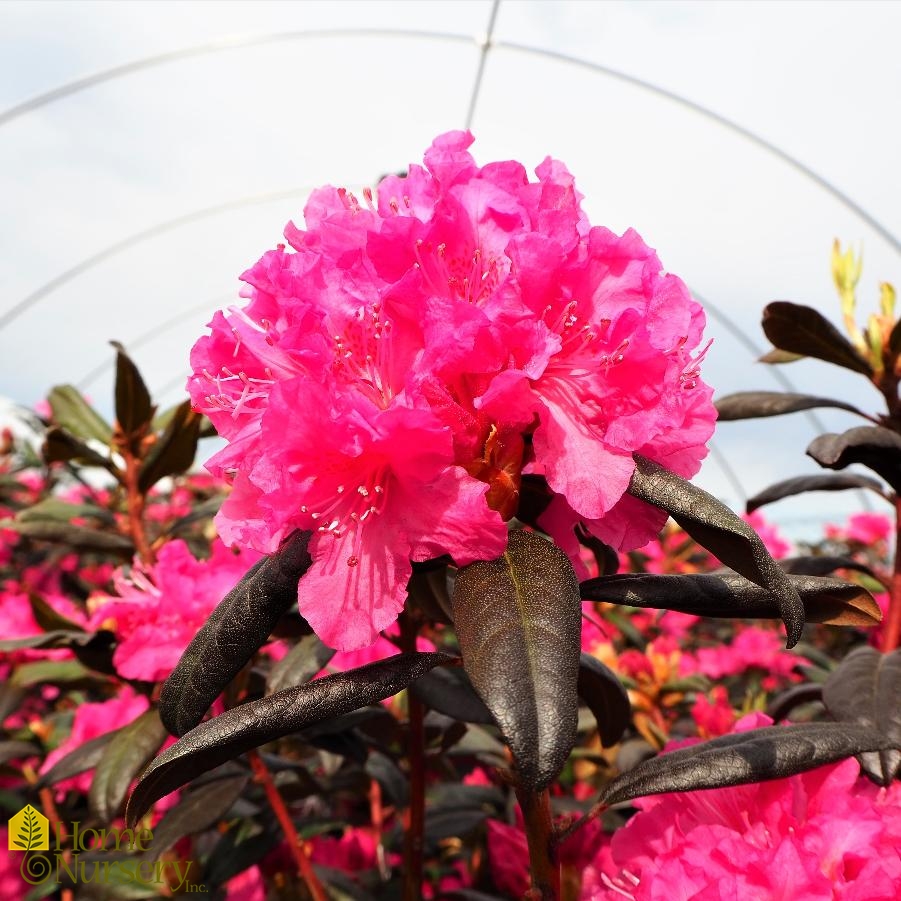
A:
[[715, 391, 866, 421], [451, 529, 582, 790], [780, 555, 881, 583], [265, 633, 335, 695], [89, 709, 168, 821], [146, 772, 249, 860], [577, 654, 631, 748], [410, 664, 494, 725], [823, 647, 901, 784], [601, 722, 887, 806], [807, 427, 901, 493], [3, 519, 134, 555], [747, 473, 891, 512], [42, 427, 118, 474], [762, 301, 873, 376], [581, 571, 880, 627], [37, 732, 117, 787], [766, 684, 824, 722], [160, 530, 313, 737], [112, 342, 154, 441], [127, 652, 451, 826], [627, 455, 804, 646], [138, 399, 202, 493]]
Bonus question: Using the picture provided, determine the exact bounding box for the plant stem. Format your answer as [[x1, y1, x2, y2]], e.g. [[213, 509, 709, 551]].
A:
[[400, 612, 426, 901], [515, 786, 560, 900], [122, 447, 155, 565], [247, 749, 327, 901], [880, 495, 901, 652]]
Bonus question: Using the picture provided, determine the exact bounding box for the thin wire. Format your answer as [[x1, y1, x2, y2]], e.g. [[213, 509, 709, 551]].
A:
[[0, 186, 315, 331], [0, 29, 474, 128], [492, 39, 901, 257], [465, 0, 501, 130], [2, 27, 896, 255], [75, 294, 232, 391]]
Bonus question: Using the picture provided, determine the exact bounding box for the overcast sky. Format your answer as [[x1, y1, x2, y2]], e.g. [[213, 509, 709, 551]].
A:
[[2, 0, 899, 538]]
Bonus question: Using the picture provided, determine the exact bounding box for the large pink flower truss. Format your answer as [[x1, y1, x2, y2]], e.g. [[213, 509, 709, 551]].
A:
[[189, 132, 716, 650]]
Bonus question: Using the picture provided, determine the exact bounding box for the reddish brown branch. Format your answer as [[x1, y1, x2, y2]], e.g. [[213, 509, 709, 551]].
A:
[[515, 786, 560, 900], [247, 749, 327, 901]]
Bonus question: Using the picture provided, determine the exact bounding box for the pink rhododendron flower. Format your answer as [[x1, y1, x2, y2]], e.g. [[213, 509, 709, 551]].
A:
[[690, 625, 806, 687], [691, 685, 736, 738], [88, 539, 262, 682], [189, 131, 715, 650], [826, 512, 893, 547], [595, 716, 901, 900]]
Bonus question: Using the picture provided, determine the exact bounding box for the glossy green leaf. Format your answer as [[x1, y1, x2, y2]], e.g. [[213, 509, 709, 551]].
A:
[[47, 384, 112, 444]]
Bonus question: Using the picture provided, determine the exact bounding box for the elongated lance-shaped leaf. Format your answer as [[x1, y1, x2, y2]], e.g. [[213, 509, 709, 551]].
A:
[[451, 529, 582, 791], [160, 531, 313, 737], [265, 633, 335, 695], [601, 722, 888, 806], [762, 302, 874, 376], [577, 654, 631, 748], [747, 473, 891, 513], [127, 652, 450, 826], [581, 572, 880, 628], [807, 427, 901, 493], [627, 455, 804, 646], [112, 341, 154, 442], [780, 555, 881, 582], [37, 732, 118, 787], [147, 773, 249, 861], [138, 399, 202, 492], [47, 384, 113, 444], [715, 391, 867, 421], [823, 647, 901, 784], [89, 709, 167, 821], [410, 664, 494, 725]]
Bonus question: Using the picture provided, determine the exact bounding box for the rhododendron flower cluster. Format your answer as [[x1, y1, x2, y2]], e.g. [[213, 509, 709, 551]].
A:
[[189, 131, 715, 650]]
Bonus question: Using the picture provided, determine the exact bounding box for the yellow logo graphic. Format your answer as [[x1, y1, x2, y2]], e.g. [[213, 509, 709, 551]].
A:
[[8, 805, 49, 852]]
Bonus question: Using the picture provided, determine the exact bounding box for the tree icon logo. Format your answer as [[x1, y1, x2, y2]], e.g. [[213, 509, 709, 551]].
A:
[[8, 805, 49, 852]]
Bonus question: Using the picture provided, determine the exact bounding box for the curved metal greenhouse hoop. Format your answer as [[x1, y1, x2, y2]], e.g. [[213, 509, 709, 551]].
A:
[[2, 26, 896, 254]]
